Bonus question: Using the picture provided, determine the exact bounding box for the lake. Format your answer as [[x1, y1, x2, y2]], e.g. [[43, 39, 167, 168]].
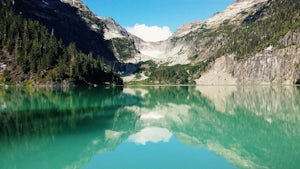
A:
[[0, 85, 299, 169]]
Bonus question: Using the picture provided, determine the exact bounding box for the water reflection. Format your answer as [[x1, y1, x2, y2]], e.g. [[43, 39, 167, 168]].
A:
[[128, 127, 172, 145], [0, 86, 299, 169]]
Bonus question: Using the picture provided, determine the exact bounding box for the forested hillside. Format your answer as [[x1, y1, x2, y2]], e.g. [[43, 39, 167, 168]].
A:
[[218, 0, 300, 60], [0, 6, 122, 86]]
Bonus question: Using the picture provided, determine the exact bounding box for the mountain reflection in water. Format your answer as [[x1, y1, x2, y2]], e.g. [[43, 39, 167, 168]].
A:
[[0, 86, 299, 169]]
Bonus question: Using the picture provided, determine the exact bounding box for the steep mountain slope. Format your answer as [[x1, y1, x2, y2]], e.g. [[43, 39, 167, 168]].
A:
[[7, 0, 140, 64], [10, 0, 115, 62], [129, 0, 300, 84], [197, 0, 300, 84], [0, 1, 123, 86]]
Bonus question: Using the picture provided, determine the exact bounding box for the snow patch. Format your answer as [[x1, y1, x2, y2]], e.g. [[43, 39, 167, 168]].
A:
[[140, 50, 163, 58]]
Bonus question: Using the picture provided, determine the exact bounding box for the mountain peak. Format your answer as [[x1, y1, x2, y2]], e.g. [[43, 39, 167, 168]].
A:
[[171, 0, 269, 37], [206, 0, 268, 28]]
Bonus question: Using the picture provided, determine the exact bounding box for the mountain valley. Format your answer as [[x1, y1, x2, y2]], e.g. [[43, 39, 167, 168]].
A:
[[0, 0, 299, 85]]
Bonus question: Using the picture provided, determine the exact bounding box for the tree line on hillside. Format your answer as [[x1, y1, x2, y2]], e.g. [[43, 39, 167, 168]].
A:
[[0, 7, 122, 85]]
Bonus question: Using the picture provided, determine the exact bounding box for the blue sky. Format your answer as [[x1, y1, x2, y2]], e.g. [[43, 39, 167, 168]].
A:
[[82, 0, 234, 41]]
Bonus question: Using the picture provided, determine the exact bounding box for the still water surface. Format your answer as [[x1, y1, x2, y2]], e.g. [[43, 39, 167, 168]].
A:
[[0, 85, 299, 169]]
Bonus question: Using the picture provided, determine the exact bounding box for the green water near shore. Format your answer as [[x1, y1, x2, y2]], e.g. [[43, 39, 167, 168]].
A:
[[0, 85, 299, 169]]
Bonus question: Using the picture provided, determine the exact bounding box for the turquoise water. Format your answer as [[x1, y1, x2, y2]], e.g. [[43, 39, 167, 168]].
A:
[[0, 86, 299, 169]]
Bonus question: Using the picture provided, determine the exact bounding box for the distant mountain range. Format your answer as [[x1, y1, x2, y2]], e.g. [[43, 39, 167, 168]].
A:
[[1, 0, 299, 85]]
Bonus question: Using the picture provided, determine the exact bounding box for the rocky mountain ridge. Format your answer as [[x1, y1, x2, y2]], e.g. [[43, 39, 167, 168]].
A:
[[123, 0, 273, 69]]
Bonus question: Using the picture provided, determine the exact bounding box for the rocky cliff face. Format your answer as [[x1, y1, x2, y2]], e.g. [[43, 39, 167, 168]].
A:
[[198, 45, 300, 85], [197, 27, 300, 84], [234, 46, 300, 84]]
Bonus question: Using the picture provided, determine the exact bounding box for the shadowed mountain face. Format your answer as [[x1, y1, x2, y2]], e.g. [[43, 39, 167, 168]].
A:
[[0, 86, 299, 169], [3, 0, 141, 74], [10, 0, 117, 62]]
